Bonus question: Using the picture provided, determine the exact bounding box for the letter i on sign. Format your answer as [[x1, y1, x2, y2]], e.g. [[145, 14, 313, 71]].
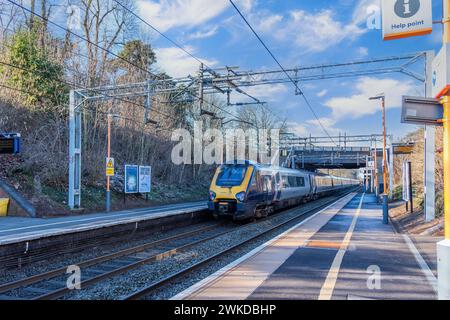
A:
[[404, 0, 410, 15]]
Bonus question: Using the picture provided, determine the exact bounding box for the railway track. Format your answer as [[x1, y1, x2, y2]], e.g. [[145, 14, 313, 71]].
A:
[[0, 223, 226, 300], [122, 191, 356, 300], [0, 190, 355, 300]]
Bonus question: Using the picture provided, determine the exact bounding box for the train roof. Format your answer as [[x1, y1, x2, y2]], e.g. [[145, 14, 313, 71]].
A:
[[221, 161, 359, 181]]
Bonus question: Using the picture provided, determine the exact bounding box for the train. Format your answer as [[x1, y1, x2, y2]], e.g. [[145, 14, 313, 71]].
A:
[[208, 161, 360, 221]]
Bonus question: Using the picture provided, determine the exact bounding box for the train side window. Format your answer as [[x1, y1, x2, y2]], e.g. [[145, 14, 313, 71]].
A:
[[262, 176, 272, 192], [288, 176, 297, 188], [282, 176, 290, 188], [297, 177, 305, 187]]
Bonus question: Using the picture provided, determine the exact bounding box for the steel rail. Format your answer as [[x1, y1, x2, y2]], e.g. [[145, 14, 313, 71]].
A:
[[0, 223, 220, 297]]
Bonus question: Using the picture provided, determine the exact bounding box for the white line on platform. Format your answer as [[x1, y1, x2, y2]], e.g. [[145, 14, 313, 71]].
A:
[[171, 193, 357, 301], [318, 193, 365, 300], [0, 203, 205, 235], [0, 205, 206, 245], [402, 234, 438, 295]]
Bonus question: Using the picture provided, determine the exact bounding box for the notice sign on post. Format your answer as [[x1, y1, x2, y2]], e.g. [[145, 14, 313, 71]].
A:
[[139, 166, 152, 193], [106, 157, 115, 177], [382, 0, 432, 40], [125, 165, 139, 194]]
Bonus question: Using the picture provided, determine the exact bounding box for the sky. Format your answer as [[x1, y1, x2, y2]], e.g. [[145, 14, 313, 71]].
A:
[[134, 0, 443, 142]]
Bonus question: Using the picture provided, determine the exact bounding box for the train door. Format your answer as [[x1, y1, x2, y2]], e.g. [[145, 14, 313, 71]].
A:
[[275, 173, 282, 201], [309, 174, 315, 196], [262, 175, 275, 204]]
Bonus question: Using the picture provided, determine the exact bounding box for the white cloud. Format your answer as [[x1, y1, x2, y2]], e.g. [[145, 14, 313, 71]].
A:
[[357, 46, 369, 57], [235, 0, 256, 12], [137, 0, 229, 32], [226, 0, 371, 53], [317, 89, 328, 98], [287, 117, 341, 138], [352, 0, 380, 26], [237, 84, 289, 102], [282, 10, 366, 52], [154, 46, 218, 77], [137, 0, 256, 33], [286, 122, 308, 136], [257, 14, 283, 32], [187, 26, 219, 40], [324, 77, 419, 120], [306, 117, 341, 136]]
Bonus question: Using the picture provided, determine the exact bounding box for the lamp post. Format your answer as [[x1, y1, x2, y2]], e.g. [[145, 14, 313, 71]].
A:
[[370, 95, 389, 224], [106, 114, 120, 212]]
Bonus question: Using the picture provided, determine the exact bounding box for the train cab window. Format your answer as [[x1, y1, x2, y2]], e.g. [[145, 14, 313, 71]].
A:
[[217, 165, 248, 187], [248, 171, 259, 194]]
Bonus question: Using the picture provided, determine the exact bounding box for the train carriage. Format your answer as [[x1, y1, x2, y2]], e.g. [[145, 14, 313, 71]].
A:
[[208, 161, 360, 221]]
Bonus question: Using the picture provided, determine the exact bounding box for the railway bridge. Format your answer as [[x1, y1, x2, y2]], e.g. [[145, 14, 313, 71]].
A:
[[280, 134, 414, 170]]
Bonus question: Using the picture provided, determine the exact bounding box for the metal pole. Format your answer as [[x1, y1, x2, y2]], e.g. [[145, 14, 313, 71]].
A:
[[441, 98, 450, 239], [425, 50, 437, 222], [374, 143, 379, 197], [106, 115, 111, 212], [381, 97, 389, 224], [69, 90, 76, 210], [382, 96, 388, 196], [382, 194, 389, 225], [365, 156, 369, 193], [389, 136, 394, 199], [408, 161, 413, 214], [69, 90, 82, 210], [437, 0, 450, 301]]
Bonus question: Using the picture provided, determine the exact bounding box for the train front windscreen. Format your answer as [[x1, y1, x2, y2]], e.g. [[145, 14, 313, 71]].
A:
[[216, 165, 248, 187]]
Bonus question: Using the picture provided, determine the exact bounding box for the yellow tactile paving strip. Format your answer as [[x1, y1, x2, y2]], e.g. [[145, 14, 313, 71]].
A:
[[305, 240, 342, 250]]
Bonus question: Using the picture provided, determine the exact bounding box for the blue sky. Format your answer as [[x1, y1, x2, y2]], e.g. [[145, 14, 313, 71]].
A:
[[135, 0, 444, 142]]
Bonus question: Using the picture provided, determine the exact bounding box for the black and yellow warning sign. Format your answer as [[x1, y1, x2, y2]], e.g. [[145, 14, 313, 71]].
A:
[[106, 157, 115, 177]]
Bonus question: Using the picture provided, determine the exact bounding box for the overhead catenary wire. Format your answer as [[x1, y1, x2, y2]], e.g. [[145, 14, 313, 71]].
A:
[[112, 0, 266, 122], [5, 0, 243, 124], [0, 82, 43, 97], [228, 0, 337, 146], [0, 60, 178, 122], [6, 0, 155, 78]]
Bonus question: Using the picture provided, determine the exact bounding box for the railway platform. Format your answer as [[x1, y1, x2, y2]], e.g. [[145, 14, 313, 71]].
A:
[[174, 193, 440, 300], [0, 201, 207, 246]]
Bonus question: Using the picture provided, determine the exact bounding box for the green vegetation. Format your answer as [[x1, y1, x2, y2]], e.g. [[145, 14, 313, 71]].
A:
[[1, 27, 67, 108]]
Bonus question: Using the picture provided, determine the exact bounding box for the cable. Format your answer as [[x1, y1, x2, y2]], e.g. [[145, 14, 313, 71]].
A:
[[0, 60, 178, 121], [5, 0, 241, 124], [113, 0, 208, 69], [228, 0, 337, 146], [7, 0, 154, 78], [0, 82, 43, 97], [112, 0, 263, 120]]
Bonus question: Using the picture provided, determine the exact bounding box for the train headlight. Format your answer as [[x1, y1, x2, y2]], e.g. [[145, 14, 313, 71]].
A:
[[236, 192, 246, 203], [209, 191, 216, 201]]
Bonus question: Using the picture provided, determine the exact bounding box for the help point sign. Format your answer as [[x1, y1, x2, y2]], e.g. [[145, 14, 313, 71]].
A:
[[382, 0, 432, 40]]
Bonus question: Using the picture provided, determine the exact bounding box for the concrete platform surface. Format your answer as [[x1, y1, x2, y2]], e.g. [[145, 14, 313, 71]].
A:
[[174, 193, 439, 300], [0, 201, 207, 245]]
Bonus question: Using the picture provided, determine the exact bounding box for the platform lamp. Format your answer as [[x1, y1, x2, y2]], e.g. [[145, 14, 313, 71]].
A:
[[106, 114, 120, 213], [369, 94, 389, 225]]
